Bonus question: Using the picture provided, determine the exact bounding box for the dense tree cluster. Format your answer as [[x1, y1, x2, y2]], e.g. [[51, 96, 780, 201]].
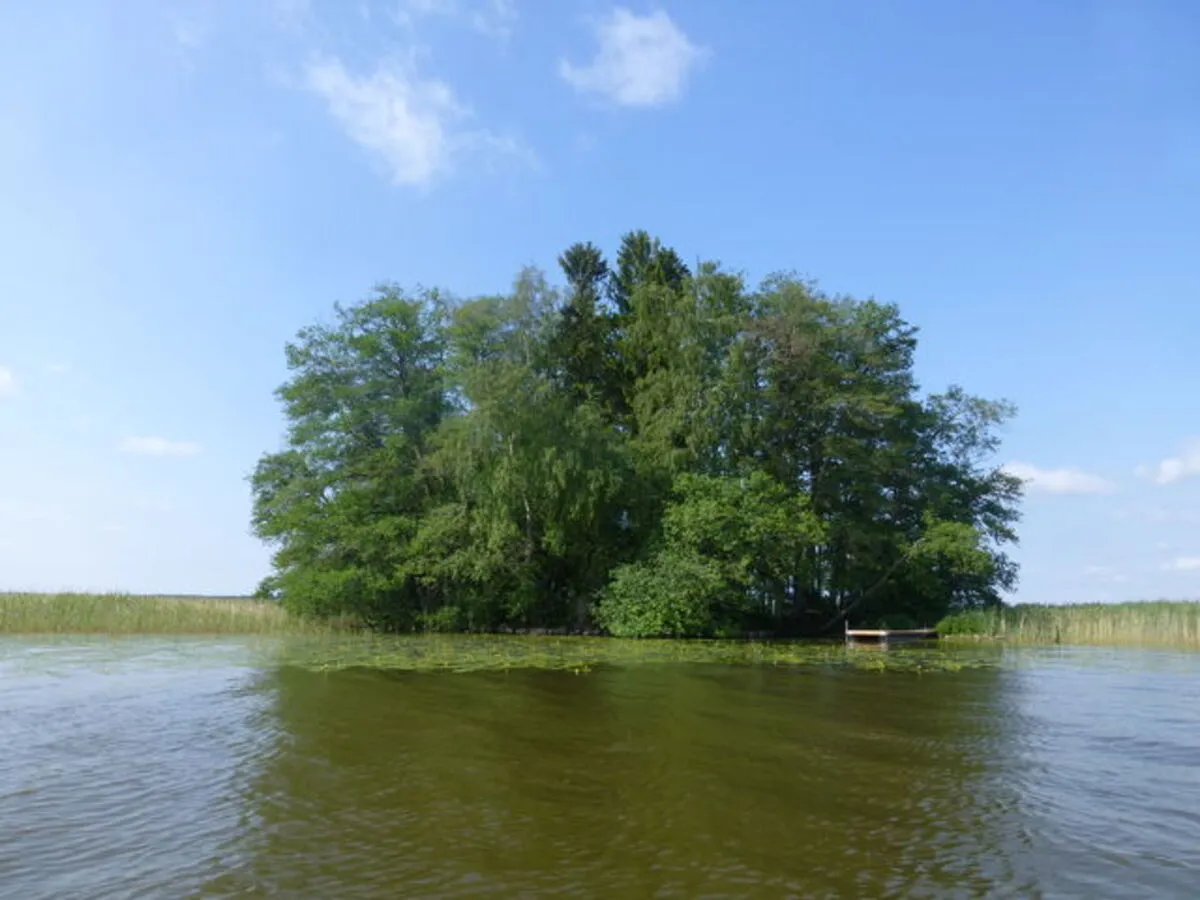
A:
[[251, 232, 1022, 636]]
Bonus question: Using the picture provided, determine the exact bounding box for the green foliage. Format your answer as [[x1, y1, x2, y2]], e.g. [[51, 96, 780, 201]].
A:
[[937, 609, 999, 636], [938, 602, 1200, 647], [417, 605, 466, 633], [596, 472, 824, 636], [250, 284, 448, 628], [251, 232, 1023, 634], [597, 549, 731, 638]]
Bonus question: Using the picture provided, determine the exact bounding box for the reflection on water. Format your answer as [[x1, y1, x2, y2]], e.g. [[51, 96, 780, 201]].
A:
[[1, 639, 1198, 898]]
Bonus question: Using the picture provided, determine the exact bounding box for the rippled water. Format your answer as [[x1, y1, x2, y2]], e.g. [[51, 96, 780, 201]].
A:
[[2, 638, 1199, 898]]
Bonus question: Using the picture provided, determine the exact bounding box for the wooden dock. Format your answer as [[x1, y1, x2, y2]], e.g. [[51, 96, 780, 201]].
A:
[[845, 626, 938, 646]]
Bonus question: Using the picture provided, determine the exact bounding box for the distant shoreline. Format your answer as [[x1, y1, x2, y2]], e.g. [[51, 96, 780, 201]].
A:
[[3, 593, 1200, 647]]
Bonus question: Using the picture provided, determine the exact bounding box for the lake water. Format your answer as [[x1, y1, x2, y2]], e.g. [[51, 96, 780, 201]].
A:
[[2, 638, 1199, 898]]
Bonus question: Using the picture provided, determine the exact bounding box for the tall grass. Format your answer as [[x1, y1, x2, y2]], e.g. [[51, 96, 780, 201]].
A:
[[939, 601, 1200, 648], [9, 593, 1198, 646], [0, 592, 337, 635]]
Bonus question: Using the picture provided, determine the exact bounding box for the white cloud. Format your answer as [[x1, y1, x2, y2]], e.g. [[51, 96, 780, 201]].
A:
[[305, 57, 529, 187], [270, 0, 313, 32], [173, 18, 210, 50], [393, 0, 517, 40], [469, 0, 518, 40], [46, 362, 70, 375], [1002, 461, 1116, 495], [169, 5, 217, 70], [307, 58, 459, 187], [120, 436, 203, 458], [1115, 505, 1200, 525], [394, 0, 456, 26], [1164, 556, 1200, 572], [1138, 438, 1200, 485], [0, 366, 15, 397], [560, 8, 707, 107]]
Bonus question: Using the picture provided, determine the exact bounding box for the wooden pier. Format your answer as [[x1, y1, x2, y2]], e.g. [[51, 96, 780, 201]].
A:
[[845, 626, 938, 646]]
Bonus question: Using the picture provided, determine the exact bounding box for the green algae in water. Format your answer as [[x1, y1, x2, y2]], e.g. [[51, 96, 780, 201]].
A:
[[0, 634, 1005, 678], [274, 635, 1000, 674]]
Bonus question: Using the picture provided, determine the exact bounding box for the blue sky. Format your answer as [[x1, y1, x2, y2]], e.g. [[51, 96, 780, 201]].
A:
[[2, 0, 1198, 601]]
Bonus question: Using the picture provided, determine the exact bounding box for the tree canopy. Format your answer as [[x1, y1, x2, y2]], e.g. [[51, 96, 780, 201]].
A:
[[251, 232, 1022, 636]]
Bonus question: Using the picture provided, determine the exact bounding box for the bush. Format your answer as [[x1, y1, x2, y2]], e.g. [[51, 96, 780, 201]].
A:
[[417, 606, 466, 633], [595, 550, 731, 637], [937, 609, 999, 636]]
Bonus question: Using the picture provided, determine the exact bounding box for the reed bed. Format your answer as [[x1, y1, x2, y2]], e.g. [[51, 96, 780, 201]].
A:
[[939, 601, 1200, 648], [8, 592, 1199, 651], [0, 592, 330, 635]]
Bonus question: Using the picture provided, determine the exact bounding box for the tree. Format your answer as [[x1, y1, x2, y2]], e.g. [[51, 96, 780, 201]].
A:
[[405, 269, 638, 630], [251, 233, 1022, 634], [608, 229, 690, 316], [597, 472, 823, 637], [250, 285, 448, 628], [549, 242, 623, 415]]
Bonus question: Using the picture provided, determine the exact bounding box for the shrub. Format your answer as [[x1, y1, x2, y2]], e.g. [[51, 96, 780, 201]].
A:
[[595, 550, 731, 637]]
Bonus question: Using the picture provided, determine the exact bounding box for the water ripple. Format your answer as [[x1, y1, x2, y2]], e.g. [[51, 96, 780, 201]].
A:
[[1, 639, 1198, 898]]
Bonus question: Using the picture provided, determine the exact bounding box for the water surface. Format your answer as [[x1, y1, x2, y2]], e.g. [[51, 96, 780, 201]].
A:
[[2, 637, 1198, 898]]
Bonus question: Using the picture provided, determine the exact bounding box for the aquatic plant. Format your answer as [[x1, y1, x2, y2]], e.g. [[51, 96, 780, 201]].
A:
[[273, 633, 999, 675], [0, 592, 333, 636], [938, 601, 1200, 648]]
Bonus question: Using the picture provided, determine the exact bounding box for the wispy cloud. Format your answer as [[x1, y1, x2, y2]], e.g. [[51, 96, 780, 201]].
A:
[[1002, 461, 1116, 495], [270, 0, 313, 32], [1164, 556, 1200, 572], [120, 436, 203, 458], [0, 365, 16, 397], [306, 58, 459, 186], [393, 0, 518, 40], [395, 0, 457, 21], [1137, 438, 1200, 485], [560, 7, 707, 107], [469, 0, 518, 41], [305, 57, 530, 187], [168, 6, 216, 73], [172, 17, 210, 50], [1114, 505, 1200, 525]]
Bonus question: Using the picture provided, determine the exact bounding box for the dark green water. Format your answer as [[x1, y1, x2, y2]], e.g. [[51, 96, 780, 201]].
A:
[[2, 638, 1199, 898]]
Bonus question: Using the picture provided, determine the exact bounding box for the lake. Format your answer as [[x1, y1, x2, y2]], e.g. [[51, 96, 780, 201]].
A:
[[2, 638, 1198, 898]]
